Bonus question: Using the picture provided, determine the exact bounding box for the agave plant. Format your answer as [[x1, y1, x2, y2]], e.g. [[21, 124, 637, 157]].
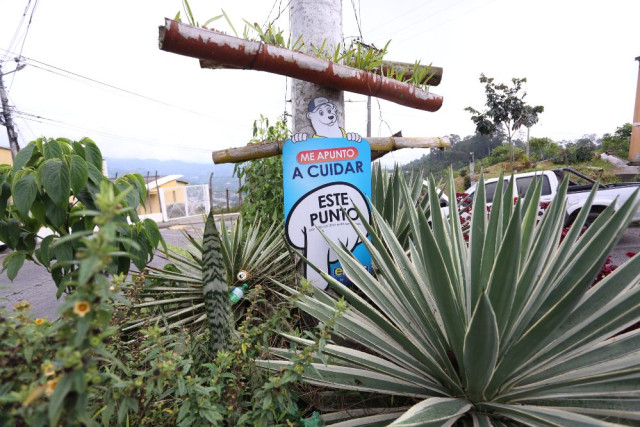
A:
[[122, 215, 294, 333], [259, 172, 640, 425], [371, 164, 441, 249]]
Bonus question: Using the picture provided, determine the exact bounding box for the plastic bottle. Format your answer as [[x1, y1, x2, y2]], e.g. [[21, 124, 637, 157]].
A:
[[229, 283, 249, 305]]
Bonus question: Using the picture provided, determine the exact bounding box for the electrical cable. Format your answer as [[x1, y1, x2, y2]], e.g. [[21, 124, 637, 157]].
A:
[[381, 0, 470, 40], [0, 48, 249, 130], [360, 0, 436, 37], [15, 111, 214, 153], [1, 0, 32, 63], [395, 0, 498, 45]]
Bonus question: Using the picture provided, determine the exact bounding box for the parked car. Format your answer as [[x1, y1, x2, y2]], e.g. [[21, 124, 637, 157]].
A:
[[460, 168, 640, 226]]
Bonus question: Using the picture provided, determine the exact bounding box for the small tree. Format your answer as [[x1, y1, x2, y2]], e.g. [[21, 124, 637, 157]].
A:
[[466, 74, 543, 166], [602, 123, 632, 158]]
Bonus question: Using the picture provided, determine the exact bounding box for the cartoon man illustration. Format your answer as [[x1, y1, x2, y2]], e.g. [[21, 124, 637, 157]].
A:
[[292, 97, 362, 143]]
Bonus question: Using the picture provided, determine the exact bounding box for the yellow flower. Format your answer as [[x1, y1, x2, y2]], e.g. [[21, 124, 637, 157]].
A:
[[73, 301, 91, 317], [22, 385, 45, 407], [35, 318, 44, 325], [44, 377, 60, 397], [42, 362, 55, 377], [13, 301, 31, 312]]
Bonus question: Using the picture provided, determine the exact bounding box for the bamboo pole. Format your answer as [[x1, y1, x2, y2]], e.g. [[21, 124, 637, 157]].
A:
[[159, 19, 443, 112], [211, 136, 450, 164]]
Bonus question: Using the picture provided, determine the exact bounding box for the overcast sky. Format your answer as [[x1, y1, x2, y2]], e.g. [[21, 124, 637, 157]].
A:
[[0, 0, 639, 166]]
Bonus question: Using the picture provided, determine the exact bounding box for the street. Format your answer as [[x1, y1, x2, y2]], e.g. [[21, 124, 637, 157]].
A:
[[1, 223, 639, 320]]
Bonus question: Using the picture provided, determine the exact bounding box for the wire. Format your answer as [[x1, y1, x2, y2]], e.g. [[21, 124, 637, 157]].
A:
[[396, 0, 498, 45], [350, 0, 363, 40], [361, 0, 437, 37], [14, 110, 214, 153], [1, 0, 32, 63], [0, 48, 248, 129], [383, 0, 470, 40], [268, 0, 292, 27]]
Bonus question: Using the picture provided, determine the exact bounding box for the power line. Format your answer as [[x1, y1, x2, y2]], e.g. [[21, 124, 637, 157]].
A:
[[1, 0, 32, 63], [14, 110, 214, 153], [360, 0, 437, 37], [383, 0, 470, 41], [0, 48, 248, 129], [395, 0, 498, 45]]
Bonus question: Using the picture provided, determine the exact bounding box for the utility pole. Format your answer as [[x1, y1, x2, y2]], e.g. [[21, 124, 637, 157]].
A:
[[290, 0, 344, 135], [0, 63, 23, 159], [629, 56, 640, 164], [366, 96, 372, 137]]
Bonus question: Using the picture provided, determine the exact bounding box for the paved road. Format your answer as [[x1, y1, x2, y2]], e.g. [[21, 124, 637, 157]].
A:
[[1, 222, 639, 320], [0, 215, 232, 319]]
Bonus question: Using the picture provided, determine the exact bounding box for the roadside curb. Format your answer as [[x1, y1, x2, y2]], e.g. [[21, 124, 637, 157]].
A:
[[155, 212, 240, 229]]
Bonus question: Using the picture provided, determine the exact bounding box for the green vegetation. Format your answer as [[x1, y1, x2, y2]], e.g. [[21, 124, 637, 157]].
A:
[[602, 122, 632, 158], [2, 141, 639, 423], [235, 116, 288, 226], [262, 173, 640, 425], [466, 74, 544, 164], [0, 137, 161, 294], [174, 1, 437, 91]]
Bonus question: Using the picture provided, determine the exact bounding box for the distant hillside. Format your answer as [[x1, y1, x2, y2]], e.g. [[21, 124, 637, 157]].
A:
[[105, 158, 238, 190]]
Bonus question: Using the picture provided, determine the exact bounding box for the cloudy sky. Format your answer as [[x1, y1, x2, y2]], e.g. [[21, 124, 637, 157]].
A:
[[0, 0, 638, 166]]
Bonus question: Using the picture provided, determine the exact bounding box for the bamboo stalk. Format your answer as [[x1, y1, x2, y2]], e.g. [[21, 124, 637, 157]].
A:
[[159, 19, 443, 112], [212, 136, 450, 164]]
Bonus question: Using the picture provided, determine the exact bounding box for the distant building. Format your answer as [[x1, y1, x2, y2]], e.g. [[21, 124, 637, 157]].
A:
[[138, 175, 189, 221], [0, 147, 13, 165]]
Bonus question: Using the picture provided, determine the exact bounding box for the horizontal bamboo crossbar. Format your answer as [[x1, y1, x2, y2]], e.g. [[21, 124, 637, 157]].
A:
[[212, 136, 450, 164]]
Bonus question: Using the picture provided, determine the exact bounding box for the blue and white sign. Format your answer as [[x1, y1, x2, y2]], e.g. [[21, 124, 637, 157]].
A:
[[283, 136, 371, 289]]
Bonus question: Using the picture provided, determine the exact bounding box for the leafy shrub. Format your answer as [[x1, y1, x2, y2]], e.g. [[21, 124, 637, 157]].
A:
[[0, 181, 308, 426], [261, 172, 640, 425], [0, 137, 161, 293], [602, 123, 632, 158], [235, 116, 290, 227]]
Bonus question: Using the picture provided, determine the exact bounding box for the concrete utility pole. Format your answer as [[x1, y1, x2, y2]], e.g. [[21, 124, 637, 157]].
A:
[[629, 56, 640, 164], [290, 0, 344, 135], [0, 64, 22, 159]]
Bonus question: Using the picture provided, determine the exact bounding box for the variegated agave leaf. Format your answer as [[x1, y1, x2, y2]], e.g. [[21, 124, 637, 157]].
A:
[[259, 171, 640, 425], [124, 214, 292, 333]]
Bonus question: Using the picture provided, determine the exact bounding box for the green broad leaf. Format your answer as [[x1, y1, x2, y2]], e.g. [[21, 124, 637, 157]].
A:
[[74, 315, 90, 347], [389, 397, 472, 426], [82, 138, 103, 171], [87, 163, 104, 189], [78, 255, 101, 286], [48, 372, 73, 426], [36, 235, 55, 266], [45, 197, 67, 230], [463, 293, 499, 400], [53, 239, 74, 264], [39, 159, 71, 208], [2, 251, 25, 281], [43, 138, 64, 160], [12, 143, 36, 172], [0, 181, 11, 218], [0, 219, 21, 248], [72, 140, 86, 159], [30, 197, 47, 225], [12, 173, 38, 217], [69, 155, 89, 194], [142, 218, 164, 251]]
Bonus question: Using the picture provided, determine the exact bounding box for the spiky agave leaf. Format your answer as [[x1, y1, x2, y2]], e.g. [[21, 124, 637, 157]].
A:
[[124, 214, 292, 333], [258, 171, 640, 425]]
